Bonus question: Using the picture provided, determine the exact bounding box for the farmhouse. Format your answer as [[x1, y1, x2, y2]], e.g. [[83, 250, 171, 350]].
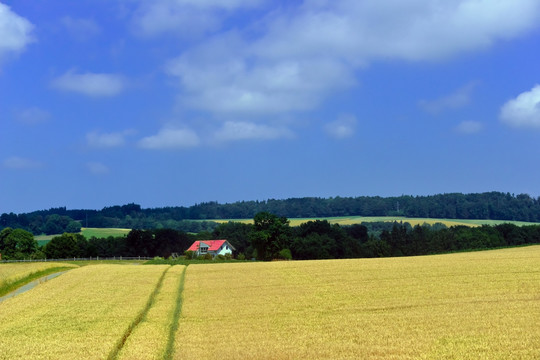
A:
[[187, 240, 235, 257]]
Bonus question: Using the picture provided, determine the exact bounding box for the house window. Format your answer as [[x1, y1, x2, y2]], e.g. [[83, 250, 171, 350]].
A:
[[200, 247, 208, 254]]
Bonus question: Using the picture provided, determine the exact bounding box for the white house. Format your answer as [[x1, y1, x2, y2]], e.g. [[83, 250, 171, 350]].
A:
[[187, 240, 235, 257]]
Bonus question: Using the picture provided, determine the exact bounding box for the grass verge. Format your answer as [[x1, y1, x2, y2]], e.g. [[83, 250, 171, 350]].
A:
[[0, 265, 77, 297]]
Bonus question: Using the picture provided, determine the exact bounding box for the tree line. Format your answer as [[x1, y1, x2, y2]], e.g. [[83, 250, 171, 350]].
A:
[[2, 192, 540, 236], [2, 212, 540, 261]]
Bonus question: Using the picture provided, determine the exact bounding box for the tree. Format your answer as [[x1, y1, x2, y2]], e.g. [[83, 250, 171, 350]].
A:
[[0, 228, 37, 259], [291, 233, 334, 260], [44, 233, 86, 259], [154, 228, 191, 258], [250, 212, 291, 261], [212, 221, 253, 255], [125, 229, 154, 257]]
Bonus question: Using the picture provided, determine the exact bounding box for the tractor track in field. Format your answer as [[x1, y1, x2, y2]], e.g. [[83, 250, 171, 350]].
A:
[[164, 265, 188, 360], [108, 266, 171, 360]]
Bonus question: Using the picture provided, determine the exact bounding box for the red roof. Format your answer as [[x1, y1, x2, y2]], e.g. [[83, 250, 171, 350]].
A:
[[187, 240, 228, 252]]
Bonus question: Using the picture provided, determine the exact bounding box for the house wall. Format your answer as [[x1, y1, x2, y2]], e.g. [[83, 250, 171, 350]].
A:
[[216, 246, 232, 256]]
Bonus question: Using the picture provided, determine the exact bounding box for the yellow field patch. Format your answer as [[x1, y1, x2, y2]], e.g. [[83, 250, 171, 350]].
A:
[[118, 265, 185, 360], [0, 264, 169, 359], [0, 262, 78, 287], [175, 246, 540, 359], [211, 216, 481, 227]]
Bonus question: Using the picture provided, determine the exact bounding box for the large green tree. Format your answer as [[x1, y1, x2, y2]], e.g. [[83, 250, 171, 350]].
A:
[[250, 212, 291, 261], [0, 227, 37, 259], [44, 233, 86, 259]]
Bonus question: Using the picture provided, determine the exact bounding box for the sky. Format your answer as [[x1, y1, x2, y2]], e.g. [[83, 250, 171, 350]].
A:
[[1, 0, 540, 214]]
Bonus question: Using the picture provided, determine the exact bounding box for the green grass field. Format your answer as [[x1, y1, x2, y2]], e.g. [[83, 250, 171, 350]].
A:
[[35, 227, 131, 245], [80, 227, 131, 238]]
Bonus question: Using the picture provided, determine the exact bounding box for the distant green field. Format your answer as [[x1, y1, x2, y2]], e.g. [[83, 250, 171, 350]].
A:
[[80, 227, 131, 239], [212, 216, 540, 227], [35, 228, 131, 246]]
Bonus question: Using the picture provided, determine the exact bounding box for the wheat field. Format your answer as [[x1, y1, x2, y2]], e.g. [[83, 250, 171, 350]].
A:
[[174, 246, 540, 359], [0, 264, 169, 359], [0, 262, 78, 295], [0, 247, 539, 359], [0, 262, 77, 283], [118, 265, 185, 360]]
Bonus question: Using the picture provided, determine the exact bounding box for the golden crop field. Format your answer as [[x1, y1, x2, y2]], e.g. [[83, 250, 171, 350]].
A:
[[212, 216, 540, 227], [118, 265, 185, 360], [1, 247, 540, 359], [0, 264, 169, 360], [175, 246, 540, 359], [212, 216, 483, 227], [0, 262, 78, 289]]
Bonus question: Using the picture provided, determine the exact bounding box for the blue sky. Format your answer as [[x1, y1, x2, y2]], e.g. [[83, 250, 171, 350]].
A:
[[2, 0, 540, 214]]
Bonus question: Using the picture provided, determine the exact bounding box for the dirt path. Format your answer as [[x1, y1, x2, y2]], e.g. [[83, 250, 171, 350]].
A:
[[0, 271, 69, 303]]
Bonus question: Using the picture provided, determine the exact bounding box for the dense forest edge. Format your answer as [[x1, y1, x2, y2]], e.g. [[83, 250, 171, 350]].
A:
[[2, 192, 540, 236], [2, 212, 540, 262]]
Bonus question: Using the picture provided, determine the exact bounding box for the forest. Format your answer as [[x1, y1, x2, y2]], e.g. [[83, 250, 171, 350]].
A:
[[2, 212, 540, 261], [1, 192, 540, 235]]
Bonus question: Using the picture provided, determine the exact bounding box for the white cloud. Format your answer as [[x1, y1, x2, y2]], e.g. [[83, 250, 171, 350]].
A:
[[0, 3, 34, 64], [455, 121, 483, 134], [500, 85, 540, 129], [131, 0, 266, 37], [214, 121, 293, 142], [51, 70, 126, 97], [256, 0, 540, 63], [61, 17, 101, 41], [86, 130, 135, 148], [86, 162, 109, 175], [3, 156, 42, 169], [419, 82, 477, 114], [324, 114, 357, 139], [164, 0, 540, 120], [166, 32, 355, 116], [138, 127, 200, 149], [16, 107, 50, 125]]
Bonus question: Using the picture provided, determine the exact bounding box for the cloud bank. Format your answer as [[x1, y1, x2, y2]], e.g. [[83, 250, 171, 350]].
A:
[[160, 0, 540, 132]]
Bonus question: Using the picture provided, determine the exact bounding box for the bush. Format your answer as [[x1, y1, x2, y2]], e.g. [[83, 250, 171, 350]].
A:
[[203, 253, 213, 260], [216, 254, 226, 261], [184, 250, 196, 260], [31, 250, 46, 260], [278, 248, 292, 260], [224, 253, 232, 260], [237, 253, 246, 260]]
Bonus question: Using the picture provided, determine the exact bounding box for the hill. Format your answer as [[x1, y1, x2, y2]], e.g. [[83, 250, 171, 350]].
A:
[[2, 192, 540, 234]]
